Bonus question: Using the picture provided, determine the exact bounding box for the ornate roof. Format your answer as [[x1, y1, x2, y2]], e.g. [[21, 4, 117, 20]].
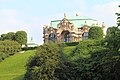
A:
[[51, 15, 97, 28]]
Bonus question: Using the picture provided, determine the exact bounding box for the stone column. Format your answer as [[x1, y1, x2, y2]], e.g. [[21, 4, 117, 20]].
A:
[[44, 34, 49, 43], [70, 32, 75, 42]]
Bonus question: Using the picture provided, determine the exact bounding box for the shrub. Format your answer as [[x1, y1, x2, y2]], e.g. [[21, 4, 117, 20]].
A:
[[0, 52, 9, 62], [0, 40, 21, 62], [25, 42, 60, 80], [25, 42, 77, 80], [65, 42, 79, 46], [70, 39, 104, 60]]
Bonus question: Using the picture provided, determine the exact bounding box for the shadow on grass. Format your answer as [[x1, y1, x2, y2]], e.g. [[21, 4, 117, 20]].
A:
[[12, 74, 25, 80]]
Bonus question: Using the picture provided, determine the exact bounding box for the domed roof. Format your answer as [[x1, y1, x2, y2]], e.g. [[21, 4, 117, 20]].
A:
[[51, 16, 97, 28]]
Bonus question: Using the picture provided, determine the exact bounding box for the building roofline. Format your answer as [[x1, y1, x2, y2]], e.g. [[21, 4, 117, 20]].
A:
[[51, 19, 97, 22]]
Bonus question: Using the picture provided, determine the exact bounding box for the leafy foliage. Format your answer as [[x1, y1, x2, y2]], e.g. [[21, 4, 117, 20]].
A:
[[88, 27, 103, 39], [0, 31, 27, 46], [0, 34, 7, 40], [89, 50, 120, 80], [25, 42, 77, 80], [25, 42, 60, 80], [70, 39, 104, 60], [0, 32, 15, 41], [0, 40, 21, 62], [116, 5, 120, 27], [5, 32, 15, 40], [15, 31, 27, 45], [105, 26, 120, 51]]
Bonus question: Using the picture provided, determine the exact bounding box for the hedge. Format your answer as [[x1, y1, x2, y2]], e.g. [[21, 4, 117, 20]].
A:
[[0, 40, 21, 62]]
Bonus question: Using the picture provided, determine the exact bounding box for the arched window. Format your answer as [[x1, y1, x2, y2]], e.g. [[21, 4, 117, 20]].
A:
[[49, 33, 56, 41], [82, 32, 88, 40], [64, 32, 70, 42]]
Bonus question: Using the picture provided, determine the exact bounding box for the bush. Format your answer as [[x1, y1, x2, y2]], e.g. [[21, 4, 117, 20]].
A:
[[65, 42, 79, 46], [70, 39, 104, 60], [0, 52, 9, 62], [25, 42, 60, 80], [0, 40, 21, 62], [25, 40, 120, 80], [25, 42, 77, 80], [22, 47, 37, 51]]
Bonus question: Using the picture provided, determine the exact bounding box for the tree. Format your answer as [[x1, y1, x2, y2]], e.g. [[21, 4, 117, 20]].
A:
[[0, 32, 15, 41], [105, 5, 120, 51], [6, 32, 15, 40], [15, 31, 27, 45], [116, 5, 120, 27], [88, 27, 103, 39], [25, 42, 60, 80], [106, 26, 119, 35], [0, 34, 7, 40], [105, 26, 120, 51]]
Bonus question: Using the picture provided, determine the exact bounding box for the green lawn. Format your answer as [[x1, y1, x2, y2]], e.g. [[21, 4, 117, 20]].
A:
[[0, 46, 75, 80], [0, 50, 36, 80], [63, 46, 76, 55]]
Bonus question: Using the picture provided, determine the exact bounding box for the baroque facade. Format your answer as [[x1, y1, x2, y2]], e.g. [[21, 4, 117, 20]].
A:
[[43, 14, 105, 43]]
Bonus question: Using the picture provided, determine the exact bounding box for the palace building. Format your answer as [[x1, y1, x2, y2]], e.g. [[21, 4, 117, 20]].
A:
[[43, 14, 105, 43]]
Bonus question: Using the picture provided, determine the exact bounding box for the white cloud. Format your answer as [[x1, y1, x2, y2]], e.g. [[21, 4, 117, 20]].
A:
[[90, 1, 120, 27], [86, 1, 120, 34]]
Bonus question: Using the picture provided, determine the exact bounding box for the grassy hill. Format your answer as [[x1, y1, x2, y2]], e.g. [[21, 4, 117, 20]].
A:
[[0, 46, 76, 80], [0, 50, 36, 80]]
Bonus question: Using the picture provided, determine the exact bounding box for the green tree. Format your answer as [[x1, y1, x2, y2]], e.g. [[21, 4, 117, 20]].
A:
[[105, 26, 120, 51], [116, 5, 120, 27], [88, 27, 103, 39], [0, 32, 15, 41], [25, 42, 60, 80], [15, 31, 27, 45], [0, 34, 7, 40], [106, 26, 119, 35], [6, 32, 15, 40]]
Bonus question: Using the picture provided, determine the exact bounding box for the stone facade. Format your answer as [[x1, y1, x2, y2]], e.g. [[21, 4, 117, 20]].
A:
[[43, 14, 105, 43]]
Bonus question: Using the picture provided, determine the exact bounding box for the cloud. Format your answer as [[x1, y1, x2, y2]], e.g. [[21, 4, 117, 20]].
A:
[[86, 1, 120, 34], [90, 1, 120, 27]]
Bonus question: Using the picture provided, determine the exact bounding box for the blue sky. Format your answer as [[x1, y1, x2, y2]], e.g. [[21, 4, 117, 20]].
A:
[[0, 0, 120, 44]]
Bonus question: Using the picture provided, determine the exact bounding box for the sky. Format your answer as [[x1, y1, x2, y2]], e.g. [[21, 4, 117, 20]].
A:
[[0, 0, 120, 44]]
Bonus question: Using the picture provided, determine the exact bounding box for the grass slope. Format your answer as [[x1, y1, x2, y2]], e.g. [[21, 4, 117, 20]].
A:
[[0, 50, 35, 80], [0, 46, 75, 80], [63, 46, 75, 55]]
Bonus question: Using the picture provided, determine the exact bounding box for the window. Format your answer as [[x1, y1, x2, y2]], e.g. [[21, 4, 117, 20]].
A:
[[82, 32, 88, 40], [64, 32, 70, 42], [49, 34, 55, 41]]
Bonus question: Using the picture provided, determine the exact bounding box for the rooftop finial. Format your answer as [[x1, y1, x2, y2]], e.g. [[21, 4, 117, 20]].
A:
[[96, 21, 98, 26], [85, 21, 87, 25], [64, 13, 66, 18], [76, 13, 79, 16], [102, 22, 105, 28], [30, 37, 33, 42]]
